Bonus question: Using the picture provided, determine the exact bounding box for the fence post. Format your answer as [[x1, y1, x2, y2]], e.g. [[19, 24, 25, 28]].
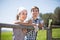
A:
[[0, 27, 1, 40], [47, 19, 52, 40], [47, 26, 52, 40]]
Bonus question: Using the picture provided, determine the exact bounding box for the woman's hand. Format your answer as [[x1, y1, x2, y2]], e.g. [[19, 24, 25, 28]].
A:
[[28, 20, 32, 24], [22, 29, 27, 34]]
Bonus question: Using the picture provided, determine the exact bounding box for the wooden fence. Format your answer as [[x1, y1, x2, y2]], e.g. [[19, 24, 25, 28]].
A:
[[0, 23, 60, 40], [0, 23, 34, 40]]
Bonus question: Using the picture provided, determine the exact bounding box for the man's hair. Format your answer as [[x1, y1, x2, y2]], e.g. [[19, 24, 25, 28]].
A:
[[31, 6, 39, 12]]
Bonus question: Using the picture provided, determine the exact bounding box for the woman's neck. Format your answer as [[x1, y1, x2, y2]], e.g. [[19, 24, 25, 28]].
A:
[[19, 19, 24, 22]]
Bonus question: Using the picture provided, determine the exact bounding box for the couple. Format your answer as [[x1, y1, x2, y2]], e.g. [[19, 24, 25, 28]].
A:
[[13, 6, 44, 40]]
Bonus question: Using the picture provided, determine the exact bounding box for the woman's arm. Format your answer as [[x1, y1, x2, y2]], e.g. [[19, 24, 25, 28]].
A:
[[14, 20, 36, 27]]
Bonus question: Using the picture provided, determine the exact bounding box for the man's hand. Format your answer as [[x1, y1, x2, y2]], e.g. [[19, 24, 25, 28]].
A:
[[22, 29, 27, 34]]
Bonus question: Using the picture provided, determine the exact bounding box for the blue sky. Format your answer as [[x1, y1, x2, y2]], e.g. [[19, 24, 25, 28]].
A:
[[0, 0, 60, 31], [0, 0, 60, 24]]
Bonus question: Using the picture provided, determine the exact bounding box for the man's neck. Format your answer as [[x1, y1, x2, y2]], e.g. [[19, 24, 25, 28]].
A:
[[32, 17, 37, 20]]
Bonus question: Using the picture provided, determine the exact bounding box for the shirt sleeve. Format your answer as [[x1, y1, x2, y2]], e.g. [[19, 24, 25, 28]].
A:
[[39, 18, 44, 24], [13, 20, 20, 24], [40, 20, 44, 24]]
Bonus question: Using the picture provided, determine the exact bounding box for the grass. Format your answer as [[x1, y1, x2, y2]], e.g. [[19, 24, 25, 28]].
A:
[[1, 28, 60, 40], [1, 32, 13, 40], [36, 30, 46, 40], [52, 28, 60, 38]]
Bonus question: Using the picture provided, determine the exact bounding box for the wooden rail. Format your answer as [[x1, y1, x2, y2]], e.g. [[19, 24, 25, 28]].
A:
[[0, 23, 34, 29], [0, 23, 60, 40], [0, 23, 34, 40], [52, 25, 60, 28]]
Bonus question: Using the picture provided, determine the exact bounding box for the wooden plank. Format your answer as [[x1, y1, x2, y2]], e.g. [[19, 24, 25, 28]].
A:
[[0, 23, 34, 40], [0, 23, 34, 30], [47, 19, 52, 40], [52, 25, 60, 28], [47, 28, 52, 40], [52, 38, 60, 40], [0, 27, 1, 40]]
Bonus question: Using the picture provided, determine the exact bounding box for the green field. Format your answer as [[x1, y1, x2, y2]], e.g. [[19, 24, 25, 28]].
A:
[[1, 32, 13, 40], [1, 28, 60, 40]]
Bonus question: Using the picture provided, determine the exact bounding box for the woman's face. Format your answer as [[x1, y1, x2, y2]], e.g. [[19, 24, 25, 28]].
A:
[[31, 8, 39, 18], [19, 10, 27, 21]]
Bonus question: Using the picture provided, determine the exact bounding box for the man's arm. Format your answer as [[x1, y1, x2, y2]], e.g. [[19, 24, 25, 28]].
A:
[[39, 20, 44, 29]]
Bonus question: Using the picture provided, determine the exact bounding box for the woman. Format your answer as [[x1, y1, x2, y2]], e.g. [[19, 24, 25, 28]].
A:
[[13, 7, 27, 40]]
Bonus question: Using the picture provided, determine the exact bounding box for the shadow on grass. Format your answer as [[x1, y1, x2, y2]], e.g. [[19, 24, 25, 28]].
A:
[[52, 38, 60, 40]]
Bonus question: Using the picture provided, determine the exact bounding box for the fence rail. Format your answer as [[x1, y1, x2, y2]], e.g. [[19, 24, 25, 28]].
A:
[[52, 25, 60, 28], [0, 23, 34, 40], [0, 23, 34, 29], [0, 23, 60, 40]]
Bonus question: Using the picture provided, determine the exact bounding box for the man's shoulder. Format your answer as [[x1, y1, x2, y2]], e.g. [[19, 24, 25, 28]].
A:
[[37, 17, 43, 21]]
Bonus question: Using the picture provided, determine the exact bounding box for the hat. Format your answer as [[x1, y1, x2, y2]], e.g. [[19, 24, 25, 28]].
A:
[[17, 7, 26, 14]]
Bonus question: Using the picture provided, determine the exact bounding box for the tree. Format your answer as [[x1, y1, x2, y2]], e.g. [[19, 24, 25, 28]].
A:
[[54, 7, 60, 25], [39, 13, 43, 18], [40, 13, 53, 26], [39, 7, 60, 25]]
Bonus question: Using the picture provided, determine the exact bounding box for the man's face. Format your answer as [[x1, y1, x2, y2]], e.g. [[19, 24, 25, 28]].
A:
[[31, 8, 39, 18]]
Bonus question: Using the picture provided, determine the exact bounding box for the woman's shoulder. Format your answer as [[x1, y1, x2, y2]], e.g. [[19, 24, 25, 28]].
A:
[[13, 20, 20, 24]]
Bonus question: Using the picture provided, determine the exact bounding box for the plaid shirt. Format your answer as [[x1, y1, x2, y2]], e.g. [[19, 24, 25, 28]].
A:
[[25, 18, 43, 40]]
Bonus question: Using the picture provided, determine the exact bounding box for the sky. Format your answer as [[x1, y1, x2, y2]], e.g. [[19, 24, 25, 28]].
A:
[[0, 0, 60, 30]]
